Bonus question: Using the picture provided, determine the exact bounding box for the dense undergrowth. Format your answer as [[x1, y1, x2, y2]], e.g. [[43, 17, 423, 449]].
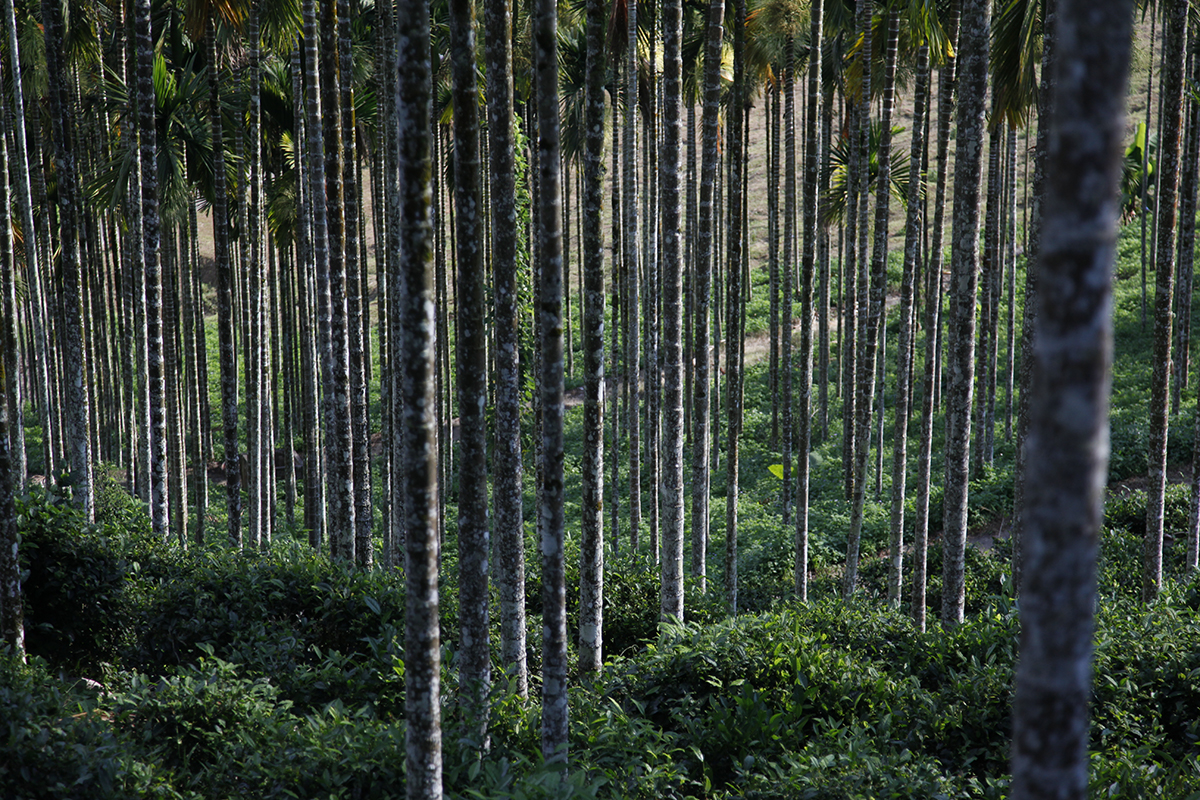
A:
[[5, 427, 1200, 798], [6, 226, 1200, 797]]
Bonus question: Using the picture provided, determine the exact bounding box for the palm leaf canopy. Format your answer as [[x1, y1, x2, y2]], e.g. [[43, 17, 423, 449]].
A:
[[821, 120, 914, 225], [990, 0, 1040, 129]]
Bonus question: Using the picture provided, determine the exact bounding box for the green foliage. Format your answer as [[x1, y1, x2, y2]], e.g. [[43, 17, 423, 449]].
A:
[[19, 478, 169, 672], [0, 652, 185, 799]]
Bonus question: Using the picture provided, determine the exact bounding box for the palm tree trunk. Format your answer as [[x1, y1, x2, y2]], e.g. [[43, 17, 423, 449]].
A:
[[1144, 0, 1189, 604], [578, 0, 607, 671], [449, 0, 491, 737], [0, 88, 21, 493], [889, 42, 930, 606], [624, 0, 642, 551], [4, 0, 44, 489], [724, 0, 746, 615], [1173, 39, 1199, 413], [1013, 0, 1056, 595], [398, 0, 443, 794], [43, 0, 93, 520], [0, 301, 21, 652], [796, 0, 821, 600], [533, 0, 567, 762], [659, 0, 684, 621], [781, 50, 796, 528], [941, 0, 990, 627], [339, 0, 370, 567], [321, 0, 355, 562], [1011, 2, 1131, 794], [208, 20, 240, 546], [692, 0, 724, 594], [485, 0, 528, 695]]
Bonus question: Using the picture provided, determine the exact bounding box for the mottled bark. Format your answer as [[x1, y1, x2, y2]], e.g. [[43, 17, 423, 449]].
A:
[[295, 33, 324, 550], [659, 0, 684, 622], [449, 0, 491, 740], [398, 0, 443, 794], [889, 43, 930, 606], [4, 0, 41, 491], [578, 0, 607, 672], [43, 0, 93, 520], [246, 1, 266, 550], [339, 0, 371, 568], [0, 88, 19, 497], [0, 321, 21, 653], [844, 2, 891, 598], [941, 0, 989, 627], [209, 20, 239, 546], [534, 0, 568, 764], [796, 0, 821, 602], [725, 0, 746, 615], [1011, 2, 1130, 795], [485, 0, 528, 695], [321, 0, 355, 562], [624, 0, 642, 549], [1145, 0, 1189, 604], [692, 0, 724, 594]]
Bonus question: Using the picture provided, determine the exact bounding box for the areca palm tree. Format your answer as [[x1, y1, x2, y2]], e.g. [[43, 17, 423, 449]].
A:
[[941, 0, 989, 627], [1011, 1, 1132, 793], [578, 0, 606, 671], [486, 0, 529, 694], [449, 0, 490, 739], [43, 0, 94, 521], [692, 0, 725, 595], [185, 0, 247, 546], [1144, 0, 1189, 604], [397, 0, 443, 793], [661, 0, 685, 621], [534, 0, 568, 763]]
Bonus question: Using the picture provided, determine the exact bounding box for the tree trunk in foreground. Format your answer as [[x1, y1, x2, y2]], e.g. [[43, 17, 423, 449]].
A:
[[1011, 2, 1131, 796], [534, 0, 568, 764], [398, 0, 443, 794], [659, 0, 685, 622], [578, 0, 607, 672]]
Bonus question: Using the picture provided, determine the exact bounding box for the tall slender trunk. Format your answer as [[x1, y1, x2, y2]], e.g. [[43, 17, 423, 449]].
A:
[[43, 0, 93, 520], [5, 0, 44, 490], [1011, 2, 1131, 795], [1144, 0, 1189, 604], [339, 0, 370, 567], [321, 0, 355, 562], [659, 0, 684, 621], [449, 0, 491, 739], [889, 43, 930, 606], [781, 48, 795, 527], [0, 293, 21, 652], [796, 0, 821, 601], [533, 0, 567, 763], [941, 0, 990, 627], [624, 0, 642, 549], [485, 0, 528, 695], [692, 0, 724, 594], [397, 0, 442, 794], [845, 2, 891, 597], [724, 0, 746, 615], [209, 21, 239, 545], [578, 0, 607, 671], [1013, 0, 1056, 594]]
